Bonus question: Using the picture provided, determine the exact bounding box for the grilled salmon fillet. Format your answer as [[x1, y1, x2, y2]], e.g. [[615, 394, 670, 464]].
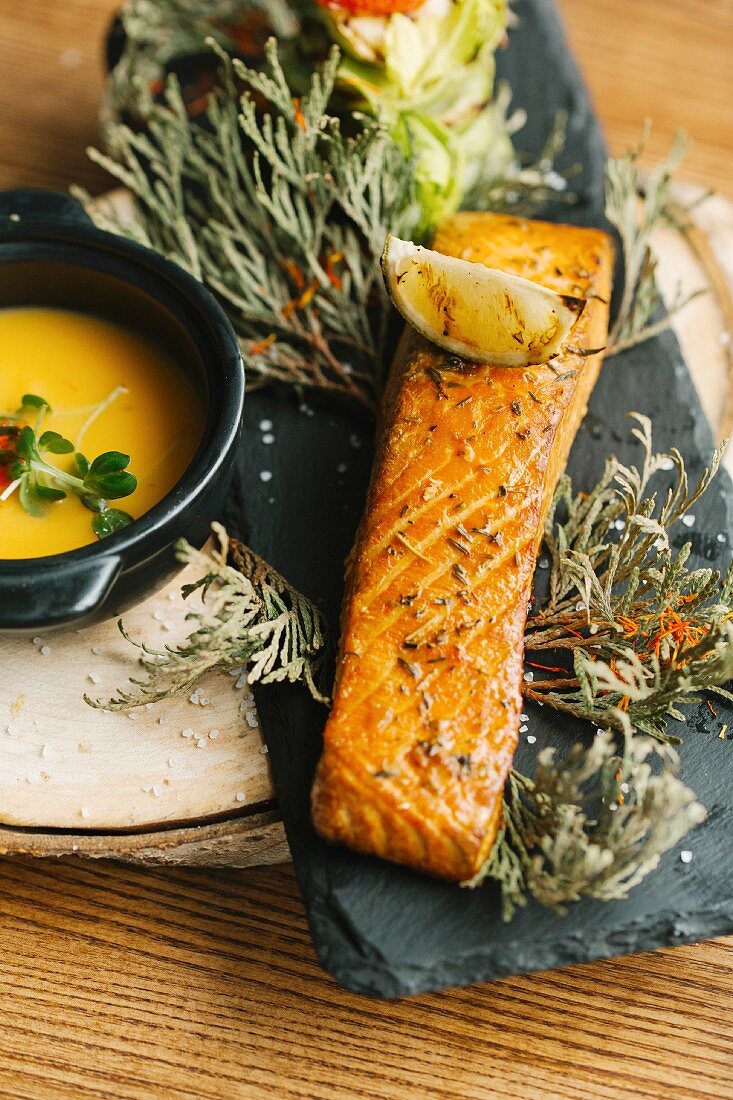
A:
[[312, 212, 614, 882]]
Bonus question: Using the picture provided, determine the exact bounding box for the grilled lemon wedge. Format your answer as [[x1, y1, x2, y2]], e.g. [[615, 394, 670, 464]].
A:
[[382, 235, 586, 367]]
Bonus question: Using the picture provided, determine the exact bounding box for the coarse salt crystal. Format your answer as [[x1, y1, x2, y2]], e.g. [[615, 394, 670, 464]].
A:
[[523, 670, 534, 682], [196, 739, 207, 748], [259, 419, 273, 432], [88, 673, 101, 685], [209, 729, 219, 740], [680, 850, 693, 864], [259, 744, 269, 754], [337, 462, 348, 474], [681, 514, 695, 528], [59, 47, 82, 68], [526, 735, 537, 744], [262, 433, 275, 444], [80, 807, 90, 819], [658, 456, 675, 471], [128, 712, 138, 721], [32, 636, 42, 646], [40, 645, 51, 656], [235, 791, 246, 802], [260, 470, 273, 483], [152, 784, 163, 797], [717, 533, 726, 544], [91, 645, 103, 655], [181, 728, 195, 738], [245, 711, 259, 729], [153, 610, 165, 621]]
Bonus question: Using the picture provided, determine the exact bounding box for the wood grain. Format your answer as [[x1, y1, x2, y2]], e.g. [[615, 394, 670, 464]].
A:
[[0, 859, 731, 1100], [0, 555, 275, 831], [0, 1, 732, 1098]]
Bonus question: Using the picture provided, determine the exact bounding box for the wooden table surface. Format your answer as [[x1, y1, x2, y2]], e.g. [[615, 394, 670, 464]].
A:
[[0, 2, 731, 1098]]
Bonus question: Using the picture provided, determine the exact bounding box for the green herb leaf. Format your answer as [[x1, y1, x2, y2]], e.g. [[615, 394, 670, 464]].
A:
[[84, 470, 138, 500], [39, 430, 75, 454], [4, 401, 137, 539], [92, 508, 134, 539], [35, 484, 67, 502], [83, 452, 137, 499], [21, 393, 49, 411], [15, 425, 37, 462], [18, 476, 47, 518], [87, 450, 132, 476]]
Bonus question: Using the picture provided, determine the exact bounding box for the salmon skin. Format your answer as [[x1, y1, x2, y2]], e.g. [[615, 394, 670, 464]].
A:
[[312, 212, 614, 882]]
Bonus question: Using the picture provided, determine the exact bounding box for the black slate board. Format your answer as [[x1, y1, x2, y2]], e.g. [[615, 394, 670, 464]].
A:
[[226, 0, 733, 997]]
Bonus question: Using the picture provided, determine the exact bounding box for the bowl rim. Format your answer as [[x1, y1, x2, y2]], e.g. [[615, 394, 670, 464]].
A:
[[0, 213, 245, 573]]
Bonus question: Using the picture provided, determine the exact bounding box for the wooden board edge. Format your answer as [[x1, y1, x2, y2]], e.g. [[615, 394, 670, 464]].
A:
[[0, 809, 289, 867]]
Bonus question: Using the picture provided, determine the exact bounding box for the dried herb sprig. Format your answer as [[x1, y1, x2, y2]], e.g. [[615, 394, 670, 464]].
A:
[[606, 124, 706, 356], [469, 730, 706, 920], [78, 42, 420, 410], [524, 415, 733, 740], [463, 94, 577, 216], [88, 522, 329, 710], [102, 0, 298, 127]]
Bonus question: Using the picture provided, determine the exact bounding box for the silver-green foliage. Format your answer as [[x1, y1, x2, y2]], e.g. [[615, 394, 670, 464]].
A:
[[78, 42, 420, 410], [524, 415, 733, 741], [471, 731, 706, 920], [605, 125, 706, 355], [88, 522, 329, 710]]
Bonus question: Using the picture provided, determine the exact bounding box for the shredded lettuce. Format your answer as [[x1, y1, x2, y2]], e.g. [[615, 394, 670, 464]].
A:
[[332, 0, 509, 227]]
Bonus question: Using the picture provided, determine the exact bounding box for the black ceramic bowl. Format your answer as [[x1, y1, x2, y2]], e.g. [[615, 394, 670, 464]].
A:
[[0, 189, 244, 635]]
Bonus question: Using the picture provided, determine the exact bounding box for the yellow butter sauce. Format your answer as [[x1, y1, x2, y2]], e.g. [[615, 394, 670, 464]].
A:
[[0, 307, 205, 559]]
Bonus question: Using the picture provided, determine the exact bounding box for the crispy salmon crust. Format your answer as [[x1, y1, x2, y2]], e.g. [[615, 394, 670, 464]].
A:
[[312, 212, 614, 882]]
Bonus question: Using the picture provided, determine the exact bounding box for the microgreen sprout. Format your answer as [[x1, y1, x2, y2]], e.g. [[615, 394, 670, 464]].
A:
[[0, 394, 137, 540]]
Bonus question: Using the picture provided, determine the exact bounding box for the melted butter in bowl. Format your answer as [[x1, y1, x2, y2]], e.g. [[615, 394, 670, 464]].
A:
[[0, 307, 205, 559]]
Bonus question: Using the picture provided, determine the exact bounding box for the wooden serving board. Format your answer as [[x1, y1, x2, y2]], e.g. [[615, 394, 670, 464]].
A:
[[0, 187, 731, 867]]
